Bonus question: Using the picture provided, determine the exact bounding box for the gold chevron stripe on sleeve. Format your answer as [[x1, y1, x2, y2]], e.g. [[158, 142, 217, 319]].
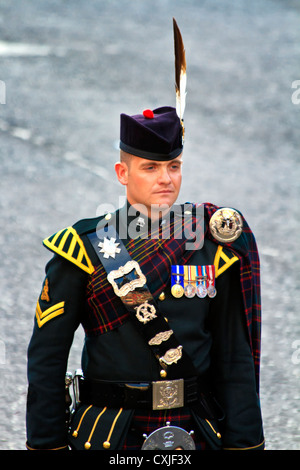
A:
[[36, 301, 65, 328], [214, 245, 239, 278], [43, 227, 94, 274]]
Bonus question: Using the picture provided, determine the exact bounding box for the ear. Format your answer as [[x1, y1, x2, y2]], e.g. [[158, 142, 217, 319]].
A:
[[114, 161, 128, 186]]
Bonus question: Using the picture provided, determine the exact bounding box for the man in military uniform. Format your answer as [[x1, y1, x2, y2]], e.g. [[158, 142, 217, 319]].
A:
[[26, 22, 264, 451]]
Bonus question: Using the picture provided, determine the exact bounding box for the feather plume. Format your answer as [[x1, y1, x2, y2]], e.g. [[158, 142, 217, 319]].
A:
[[173, 18, 187, 122]]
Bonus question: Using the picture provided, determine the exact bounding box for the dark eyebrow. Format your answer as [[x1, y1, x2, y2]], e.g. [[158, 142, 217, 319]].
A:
[[138, 159, 182, 170], [139, 161, 159, 168]]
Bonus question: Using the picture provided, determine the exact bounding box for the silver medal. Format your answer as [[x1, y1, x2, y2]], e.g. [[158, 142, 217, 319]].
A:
[[207, 284, 217, 298], [184, 283, 196, 298], [197, 283, 207, 298], [207, 265, 217, 298]]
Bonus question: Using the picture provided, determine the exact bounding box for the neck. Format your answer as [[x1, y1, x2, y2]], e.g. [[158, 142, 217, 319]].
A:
[[127, 200, 171, 221], [117, 200, 175, 240]]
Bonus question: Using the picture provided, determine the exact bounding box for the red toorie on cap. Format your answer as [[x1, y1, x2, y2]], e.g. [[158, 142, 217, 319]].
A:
[[143, 109, 154, 119]]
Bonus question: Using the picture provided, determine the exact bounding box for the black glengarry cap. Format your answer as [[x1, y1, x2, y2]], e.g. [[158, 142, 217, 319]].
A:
[[120, 106, 183, 161]]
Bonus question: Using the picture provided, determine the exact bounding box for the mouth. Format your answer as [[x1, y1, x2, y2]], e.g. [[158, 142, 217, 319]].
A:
[[155, 190, 174, 194]]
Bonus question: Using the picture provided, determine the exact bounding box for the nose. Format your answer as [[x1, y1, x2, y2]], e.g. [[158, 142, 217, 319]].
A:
[[157, 167, 172, 185]]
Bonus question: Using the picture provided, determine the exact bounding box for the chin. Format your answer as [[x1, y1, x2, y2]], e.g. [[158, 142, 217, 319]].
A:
[[152, 196, 177, 209]]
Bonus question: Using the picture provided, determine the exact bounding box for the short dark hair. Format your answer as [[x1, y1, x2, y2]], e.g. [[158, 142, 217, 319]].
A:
[[120, 150, 132, 168]]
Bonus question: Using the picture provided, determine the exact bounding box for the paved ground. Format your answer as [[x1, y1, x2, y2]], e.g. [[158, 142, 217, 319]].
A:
[[0, 0, 299, 450]]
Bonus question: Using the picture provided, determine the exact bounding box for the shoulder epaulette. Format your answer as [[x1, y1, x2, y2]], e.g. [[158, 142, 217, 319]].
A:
[[43, 226, 94, 274], [214, 245, 239, 278]]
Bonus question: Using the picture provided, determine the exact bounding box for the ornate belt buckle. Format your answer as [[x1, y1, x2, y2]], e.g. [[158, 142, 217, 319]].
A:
[[152, 379, 184, 411], [107, 260, 146, 297]]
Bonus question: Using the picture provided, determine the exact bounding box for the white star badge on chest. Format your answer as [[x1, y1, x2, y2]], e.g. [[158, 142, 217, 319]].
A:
[[98, 237, 121, 259]]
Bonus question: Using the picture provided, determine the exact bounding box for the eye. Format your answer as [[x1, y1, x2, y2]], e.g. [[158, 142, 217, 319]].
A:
[[144, 165, 156, 171], [170, 163, 181, 171]]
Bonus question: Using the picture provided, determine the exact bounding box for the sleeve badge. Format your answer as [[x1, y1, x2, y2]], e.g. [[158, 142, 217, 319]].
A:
[[40, 277, 50, 302]]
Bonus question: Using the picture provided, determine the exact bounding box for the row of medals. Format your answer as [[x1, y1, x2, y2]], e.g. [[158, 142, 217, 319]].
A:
[[171, 277, 217, 299]]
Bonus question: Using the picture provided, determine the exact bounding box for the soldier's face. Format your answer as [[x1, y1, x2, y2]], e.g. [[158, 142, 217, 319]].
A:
[[115, 154, 182, 217]]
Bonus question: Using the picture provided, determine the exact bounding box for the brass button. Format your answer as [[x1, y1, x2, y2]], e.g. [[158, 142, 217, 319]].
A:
[[158, 292, 165, 301]]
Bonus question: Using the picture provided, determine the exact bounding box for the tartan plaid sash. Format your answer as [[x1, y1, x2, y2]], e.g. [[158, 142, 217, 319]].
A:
[[203, 203, 262, 393], [83, 206, 203, 337]]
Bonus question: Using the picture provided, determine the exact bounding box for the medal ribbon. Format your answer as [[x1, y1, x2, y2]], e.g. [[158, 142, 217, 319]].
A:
[[195, 265, 200, 288], [183, 265, 196, 289], [171, 265, 184, 288], [207, 265, 215, 287], [201, 265, 207, 288]]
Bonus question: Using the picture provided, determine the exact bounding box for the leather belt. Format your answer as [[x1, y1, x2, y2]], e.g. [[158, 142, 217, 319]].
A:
[[77, 375, 223, 420], [79, 376, 200, 411]]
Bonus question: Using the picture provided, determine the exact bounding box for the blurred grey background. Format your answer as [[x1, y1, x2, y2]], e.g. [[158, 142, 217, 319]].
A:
[[0, 0, 299, 450]]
